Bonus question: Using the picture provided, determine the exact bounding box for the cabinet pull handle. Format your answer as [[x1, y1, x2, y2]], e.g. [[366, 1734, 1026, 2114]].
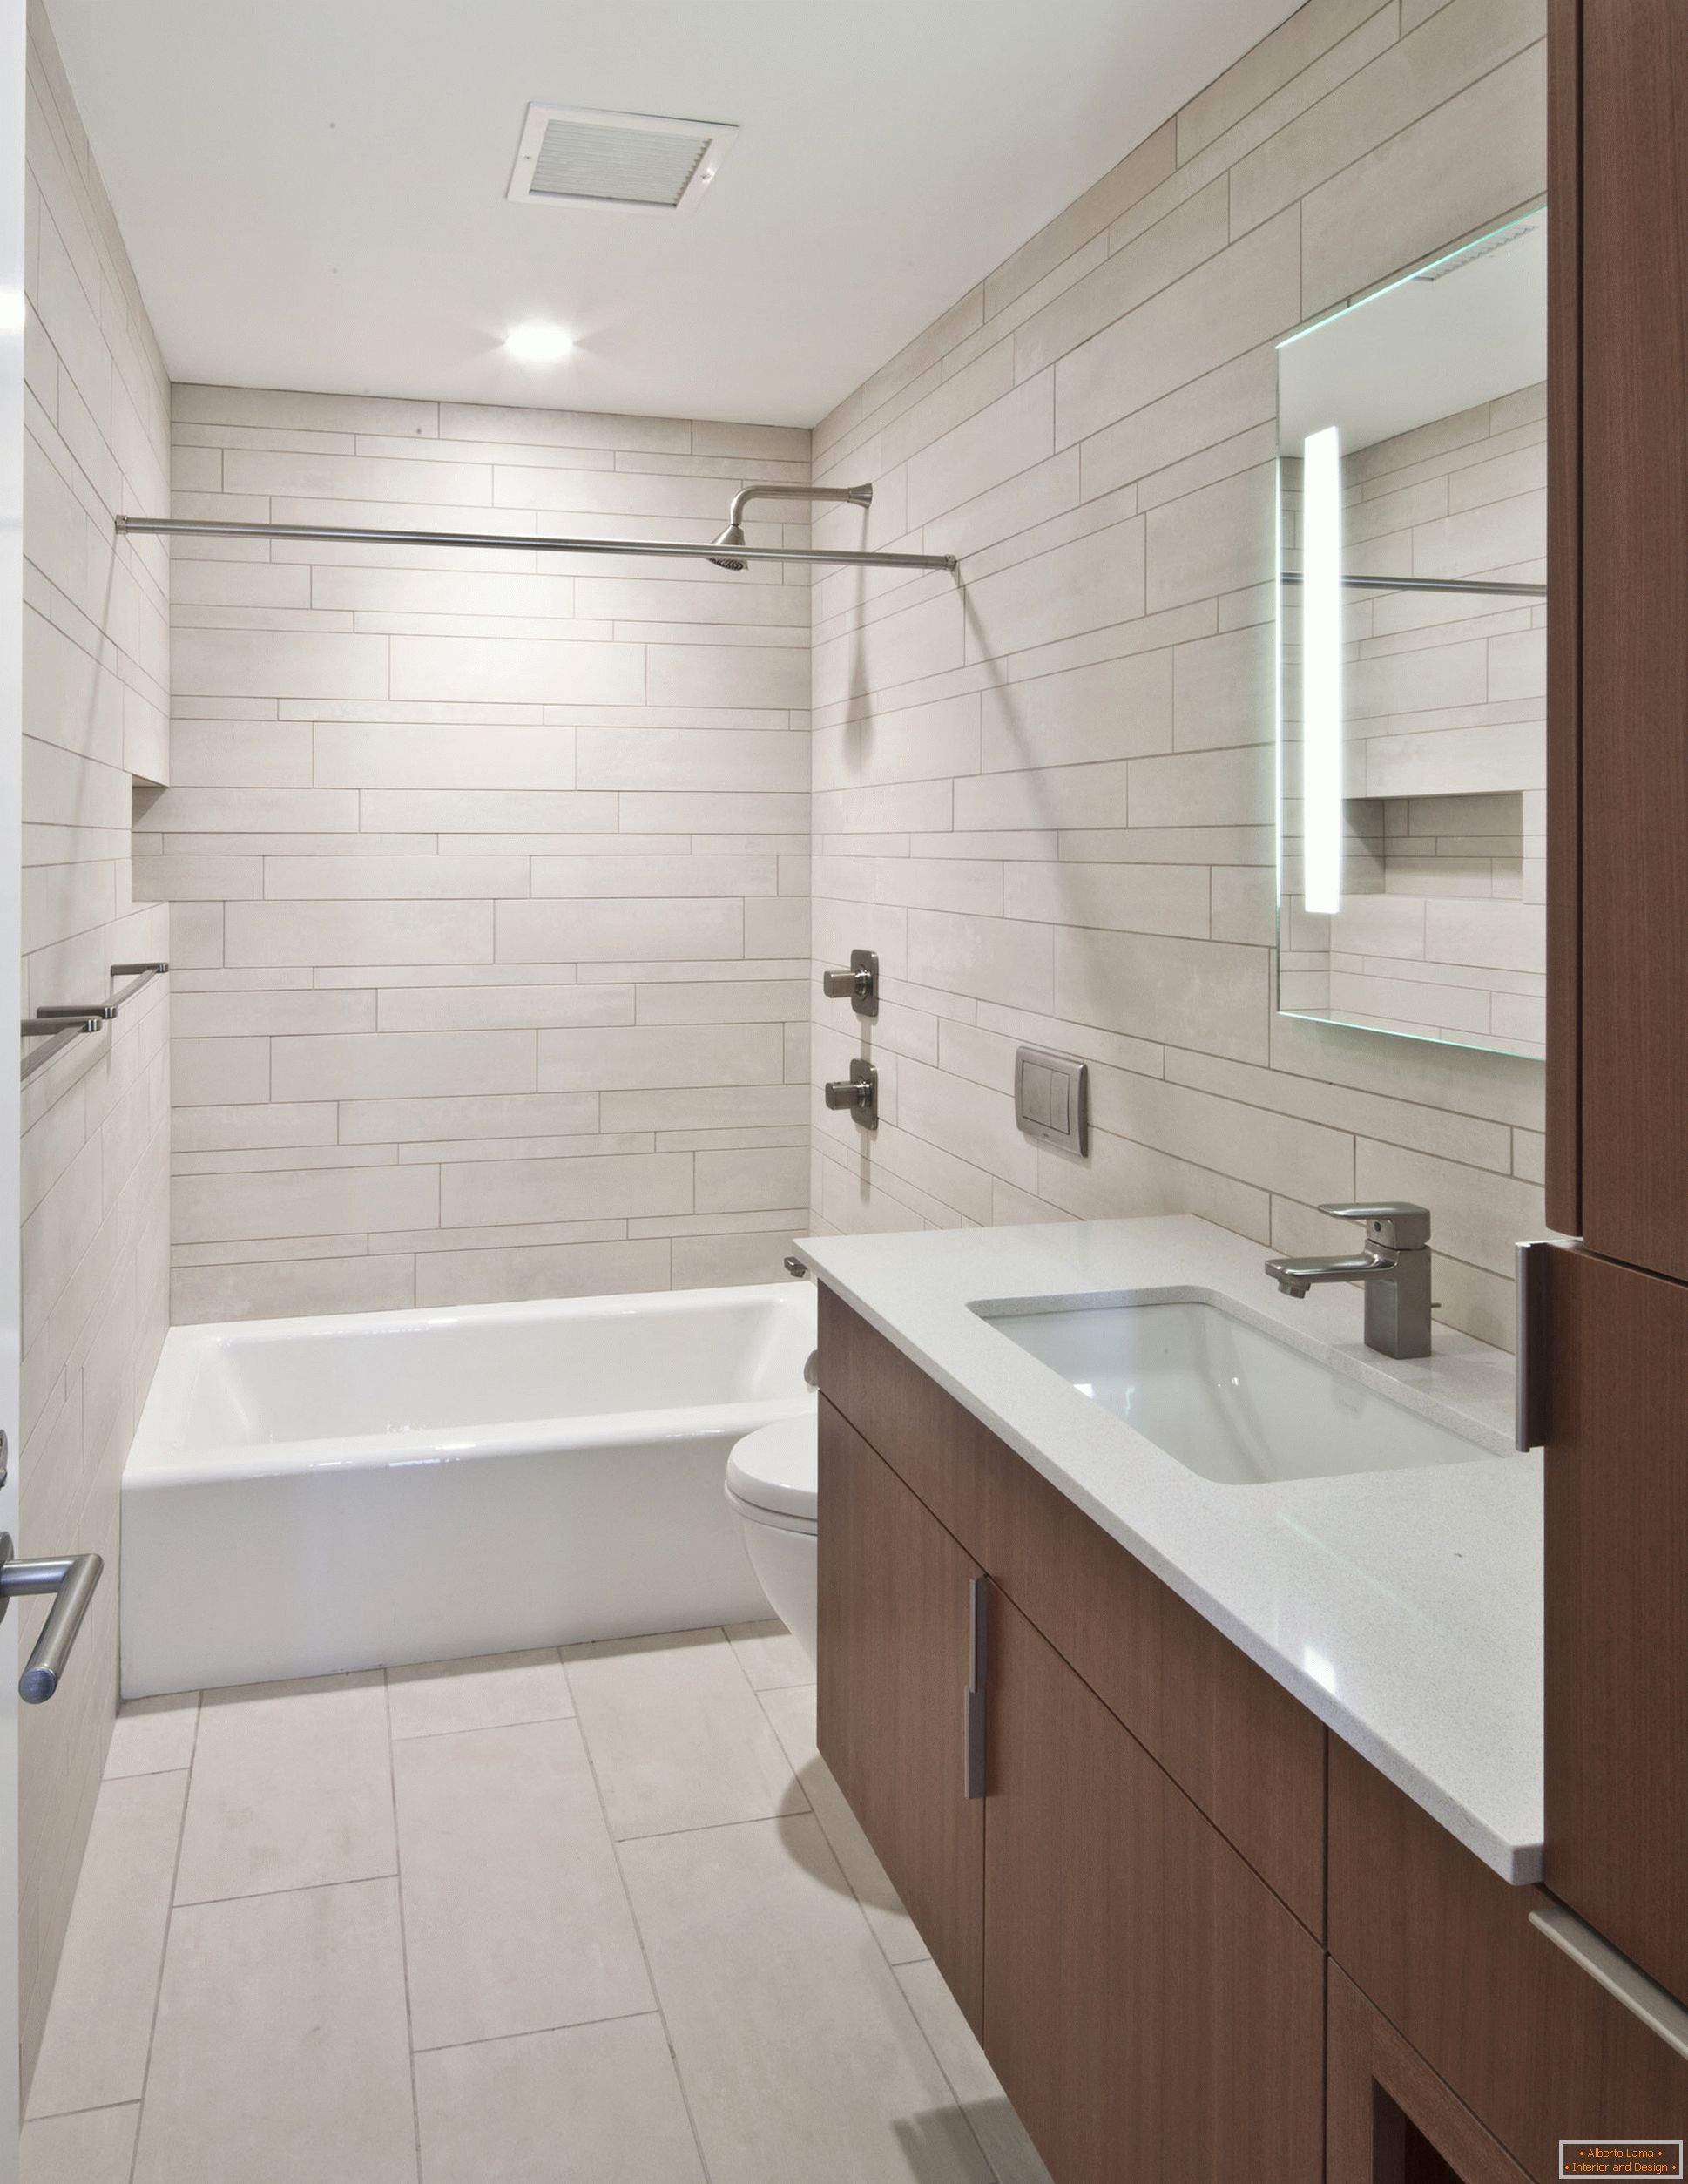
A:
[[1515, 1238, 1582, 1450], [1515, 1241, 1550, 1450], [1529, 1905, 1688, 2066], [964, 1574, 989, 1800]]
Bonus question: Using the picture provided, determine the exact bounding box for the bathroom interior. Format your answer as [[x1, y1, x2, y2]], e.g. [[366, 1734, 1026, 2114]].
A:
[[1, 0, 1684, 2178]]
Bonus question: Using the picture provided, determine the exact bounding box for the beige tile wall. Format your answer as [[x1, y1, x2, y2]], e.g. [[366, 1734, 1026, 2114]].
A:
[[807, 0, 1549, 1348], [150, 391, 813, 1320], [21, 0, 172, 2083]]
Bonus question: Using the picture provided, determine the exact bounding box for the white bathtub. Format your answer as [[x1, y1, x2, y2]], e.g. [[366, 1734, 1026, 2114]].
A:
[[122, 1281, 815, 1697]]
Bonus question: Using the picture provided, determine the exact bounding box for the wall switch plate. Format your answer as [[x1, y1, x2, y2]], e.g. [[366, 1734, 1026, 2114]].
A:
[[1014, 1046, 1089, 1155]]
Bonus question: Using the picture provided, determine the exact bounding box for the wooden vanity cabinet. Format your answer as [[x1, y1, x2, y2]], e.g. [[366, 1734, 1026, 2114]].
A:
[[819, 1292, 1688, 2184], [818, 1287, 1327, 1935], [984, 1588, 1325, 2184], [815, 1398, 983, 2029], [1327, 1964, 1529, 2184], [817, 1296, 1327, 2184], [1330, 1740, 1688, 2179]]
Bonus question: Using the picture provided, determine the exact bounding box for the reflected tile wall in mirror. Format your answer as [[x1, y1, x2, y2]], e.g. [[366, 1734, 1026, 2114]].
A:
[[1276, 209, 1547, 1058]]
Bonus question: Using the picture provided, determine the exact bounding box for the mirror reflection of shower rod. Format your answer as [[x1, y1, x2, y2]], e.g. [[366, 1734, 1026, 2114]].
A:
[[1280, 571, 1546, 597]]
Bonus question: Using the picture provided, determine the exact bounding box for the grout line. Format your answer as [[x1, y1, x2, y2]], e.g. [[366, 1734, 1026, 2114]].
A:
[[604, 1802, 812, 1849], [888, 1961, 1022, 2184], [388, 1706, 577, 1742], [408, 2004, 665, 2059], [379, 1667, 427, 2184], [169, 1867, 401, 1913], [122, 1741, 196, 2184]]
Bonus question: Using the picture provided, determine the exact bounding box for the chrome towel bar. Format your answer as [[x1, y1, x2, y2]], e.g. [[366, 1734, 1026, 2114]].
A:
[[22, 960, 168, 1081]]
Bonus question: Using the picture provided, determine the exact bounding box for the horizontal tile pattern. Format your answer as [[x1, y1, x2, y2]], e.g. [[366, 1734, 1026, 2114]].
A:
[[807, 0, 1549, 1350], [161, 389, 812, 1316]]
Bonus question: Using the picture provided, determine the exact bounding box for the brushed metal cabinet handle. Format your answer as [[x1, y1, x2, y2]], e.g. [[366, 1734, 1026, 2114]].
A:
[[963, 1574, 989, 1800], [1530, 1904, 1688, 2066]]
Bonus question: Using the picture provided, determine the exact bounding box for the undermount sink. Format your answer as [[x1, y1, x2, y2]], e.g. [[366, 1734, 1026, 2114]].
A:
[[971, 1292, 1495, 1488]]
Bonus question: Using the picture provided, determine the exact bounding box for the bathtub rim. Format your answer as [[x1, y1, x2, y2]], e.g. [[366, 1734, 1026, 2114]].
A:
[[129, 1277, 815, 1490]]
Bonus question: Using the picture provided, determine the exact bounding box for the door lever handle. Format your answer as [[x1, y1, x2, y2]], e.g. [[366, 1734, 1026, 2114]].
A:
[[0, 1535, 103, 1703]]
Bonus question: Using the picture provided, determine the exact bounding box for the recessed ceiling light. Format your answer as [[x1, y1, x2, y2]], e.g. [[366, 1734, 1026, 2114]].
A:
[[504, 324, 574, 363]]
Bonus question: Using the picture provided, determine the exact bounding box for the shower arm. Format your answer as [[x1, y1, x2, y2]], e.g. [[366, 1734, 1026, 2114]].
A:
[[724, 483, 873, 529]]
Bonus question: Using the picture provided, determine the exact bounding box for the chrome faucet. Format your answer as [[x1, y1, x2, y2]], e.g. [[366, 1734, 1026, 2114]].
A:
[[1264, 1202, 1434, 1359]]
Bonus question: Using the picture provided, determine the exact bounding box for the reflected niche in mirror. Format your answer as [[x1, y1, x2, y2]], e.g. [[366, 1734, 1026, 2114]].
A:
[[1275, 207, 1546, 1058]]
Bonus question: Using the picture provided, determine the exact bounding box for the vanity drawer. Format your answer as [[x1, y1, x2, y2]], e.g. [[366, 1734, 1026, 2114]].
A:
[[1329, 1739, 1688, 2178], [818, 1288, 1327, 1935]]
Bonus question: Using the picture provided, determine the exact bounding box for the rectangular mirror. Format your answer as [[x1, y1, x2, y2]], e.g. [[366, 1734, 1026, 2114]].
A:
[[1275, 207, 1547, 1057]]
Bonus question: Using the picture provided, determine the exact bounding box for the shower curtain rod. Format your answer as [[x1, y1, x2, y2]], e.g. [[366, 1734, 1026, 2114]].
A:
[[115, 515, 959, 573], [1280, 571, 1546, 598]]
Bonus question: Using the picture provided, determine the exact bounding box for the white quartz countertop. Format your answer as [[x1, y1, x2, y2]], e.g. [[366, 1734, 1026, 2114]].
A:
[[796, 1214, 1543, 1884]]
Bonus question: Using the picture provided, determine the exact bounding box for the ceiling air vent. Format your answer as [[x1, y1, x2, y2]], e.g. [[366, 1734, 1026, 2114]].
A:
[[507, 104, 739, 213]]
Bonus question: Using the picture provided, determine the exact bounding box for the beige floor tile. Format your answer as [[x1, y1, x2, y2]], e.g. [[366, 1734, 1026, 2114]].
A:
[[895, 1962, 1054, 2184], [395, 1717, 652, 2049], [105, 1693, 199, 1777], [562, 1627, 807, 1839], [758, 1684, 929, 1967], [27, 1772, 186, 2119], [620, 1814, 991, 2184], [174, 1672, 395, 1904], [415, 2017, 706, 2184], [387, 1649, 573, 1739], [723, 1619, 814, 1692], [132, 1878, 416, 2184], [23, 2102, 139, 2183]]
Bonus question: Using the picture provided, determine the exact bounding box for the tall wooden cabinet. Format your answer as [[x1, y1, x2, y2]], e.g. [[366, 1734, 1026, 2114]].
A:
[[1543, 0, 1688, 2010]]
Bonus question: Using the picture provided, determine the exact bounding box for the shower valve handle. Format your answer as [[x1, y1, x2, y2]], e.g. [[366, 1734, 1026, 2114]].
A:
[[820, 950, 878, 1018], [823, 1060, 878, 1129]]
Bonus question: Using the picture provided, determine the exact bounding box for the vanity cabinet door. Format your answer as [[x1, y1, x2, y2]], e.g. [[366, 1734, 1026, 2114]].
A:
[[815, 1397, 984, 2030], [1327, 1964, 1530, 2184], [982, 1589, 1324, 2184]]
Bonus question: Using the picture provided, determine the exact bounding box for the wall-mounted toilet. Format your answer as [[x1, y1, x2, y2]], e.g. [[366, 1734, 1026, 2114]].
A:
[[725, 1410, 818, 1667]]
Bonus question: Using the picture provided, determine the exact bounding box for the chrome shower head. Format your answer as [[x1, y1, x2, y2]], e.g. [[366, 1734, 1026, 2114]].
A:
[[705, 482, 872, 571], [708, 523, 748, 571]]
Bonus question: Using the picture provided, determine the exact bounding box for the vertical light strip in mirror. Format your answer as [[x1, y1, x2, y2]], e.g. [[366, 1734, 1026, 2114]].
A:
[[1301, 425, 1344, 915]]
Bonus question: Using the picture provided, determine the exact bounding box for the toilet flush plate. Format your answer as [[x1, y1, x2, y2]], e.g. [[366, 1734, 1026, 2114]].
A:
[[1014, 1045, 1089, 1155]]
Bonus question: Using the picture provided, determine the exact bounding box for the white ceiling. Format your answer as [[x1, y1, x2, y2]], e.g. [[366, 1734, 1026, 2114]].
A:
[[46, 0, 1302, 427]]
